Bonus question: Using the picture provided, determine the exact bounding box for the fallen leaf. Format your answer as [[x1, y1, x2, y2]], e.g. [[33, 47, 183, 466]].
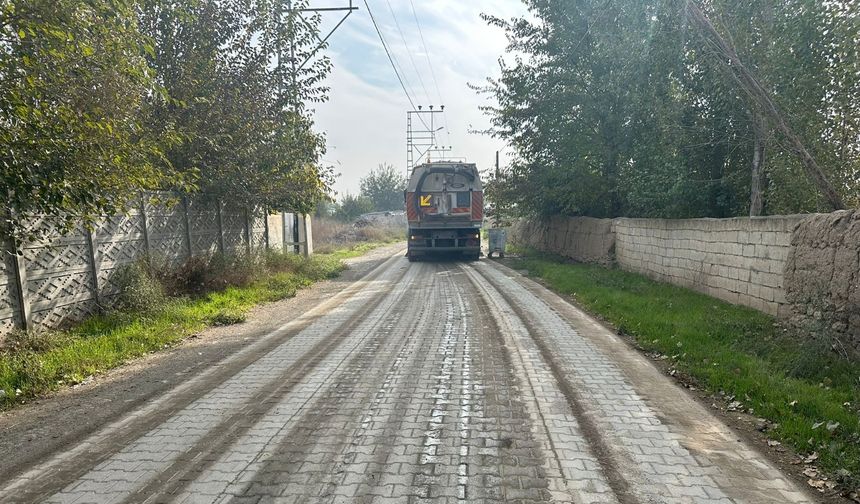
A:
[[826, 421, 840, 433], [804, 452, 819, 464], [807, 478, 826, 491]]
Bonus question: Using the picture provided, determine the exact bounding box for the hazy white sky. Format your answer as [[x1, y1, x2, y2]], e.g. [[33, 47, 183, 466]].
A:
[[311, 0, 528, 198]]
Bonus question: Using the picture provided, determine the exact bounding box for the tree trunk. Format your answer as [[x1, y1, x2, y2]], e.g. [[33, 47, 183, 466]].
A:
[[750, 116, 767, 216], [685, 0, 845, 211]]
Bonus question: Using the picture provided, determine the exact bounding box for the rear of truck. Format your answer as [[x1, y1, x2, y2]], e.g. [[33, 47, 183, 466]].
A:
[[405, 162, 483, 261]]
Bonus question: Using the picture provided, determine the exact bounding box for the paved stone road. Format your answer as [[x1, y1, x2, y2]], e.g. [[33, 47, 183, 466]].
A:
[[0, 251, 816, 503]]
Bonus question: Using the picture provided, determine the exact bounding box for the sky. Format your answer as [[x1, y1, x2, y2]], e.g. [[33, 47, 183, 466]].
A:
[[309, 0, 528, 198]]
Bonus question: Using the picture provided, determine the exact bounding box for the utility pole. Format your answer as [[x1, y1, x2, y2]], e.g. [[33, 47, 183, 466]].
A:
[[427, 145, 453, 163], [493, 150, 500, 227], [277, 0, 357, 253], [406, 106, 445, 175]]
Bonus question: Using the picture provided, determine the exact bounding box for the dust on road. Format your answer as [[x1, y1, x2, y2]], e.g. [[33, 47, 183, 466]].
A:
[[0, 247, 815, 503]]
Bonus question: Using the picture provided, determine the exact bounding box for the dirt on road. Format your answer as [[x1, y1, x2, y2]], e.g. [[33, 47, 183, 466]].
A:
[[0, 245, 820, 503]]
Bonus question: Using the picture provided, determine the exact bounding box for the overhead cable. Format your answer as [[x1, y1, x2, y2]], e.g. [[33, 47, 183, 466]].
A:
[[408, 0, 451, 146], [383, 0, 431, 104], [362, 0, 420, 111]]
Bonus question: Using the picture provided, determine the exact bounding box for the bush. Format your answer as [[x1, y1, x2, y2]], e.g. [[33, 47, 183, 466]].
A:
[[112, 262, 166, 313], [1, 330, 72, 354], [263, 250, 302, 273], [155, 253, 265, 296]]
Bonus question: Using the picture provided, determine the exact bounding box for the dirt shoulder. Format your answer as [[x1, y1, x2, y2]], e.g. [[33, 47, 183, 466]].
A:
[[0, 243, 405, 479]]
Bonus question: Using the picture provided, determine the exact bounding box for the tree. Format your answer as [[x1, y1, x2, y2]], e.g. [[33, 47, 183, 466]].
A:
[[138, 0, 334, 214], [477, 0, 860, 220], [684, 0, 844, 211], [335, 193, 373, 222], [0, 0, 188, 243], [360, 164, 407, 211]]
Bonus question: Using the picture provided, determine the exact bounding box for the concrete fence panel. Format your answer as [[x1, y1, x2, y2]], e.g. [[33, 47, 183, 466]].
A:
[[0, 194, 303, 340]]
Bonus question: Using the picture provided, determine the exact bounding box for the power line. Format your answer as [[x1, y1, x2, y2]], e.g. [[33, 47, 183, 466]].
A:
[[408, 0, 451, 147], [408, 0, 442, 103], [362, 0, 420, 112], [383, 0, 431, 105]]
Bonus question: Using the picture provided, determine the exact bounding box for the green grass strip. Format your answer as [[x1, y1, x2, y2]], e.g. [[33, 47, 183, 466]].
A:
[[514, 254, 860, 487], [0, 253, 347, 410]]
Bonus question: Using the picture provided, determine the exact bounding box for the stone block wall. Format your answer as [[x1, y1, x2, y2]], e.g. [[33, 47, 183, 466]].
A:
[[510, 211, 860, 348], [784, 210, 860, 348], [511, 216, 615, 266], [509, 215, 805, 316], [613, 217, 803, 316]]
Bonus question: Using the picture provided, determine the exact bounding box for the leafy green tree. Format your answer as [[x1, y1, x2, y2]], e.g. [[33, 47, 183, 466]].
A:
[[138, 0, 334, 214], [0, 0, 188, 243], [360, 164, 407, 211], [335, 193, 373, 222], [478, 0, 859, 219]]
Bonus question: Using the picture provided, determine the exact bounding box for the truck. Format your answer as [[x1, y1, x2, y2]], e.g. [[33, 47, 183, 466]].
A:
[[405, 161, 483, 261]]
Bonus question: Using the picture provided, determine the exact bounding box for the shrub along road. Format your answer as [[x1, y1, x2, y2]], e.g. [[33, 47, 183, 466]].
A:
[[0, 245, 820, 503]]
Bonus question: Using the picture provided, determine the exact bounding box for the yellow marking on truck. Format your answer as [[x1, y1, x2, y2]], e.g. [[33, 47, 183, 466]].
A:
[[419, 195, 433, 207]]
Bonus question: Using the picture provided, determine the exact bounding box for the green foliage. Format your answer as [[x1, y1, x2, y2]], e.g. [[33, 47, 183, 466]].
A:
[[0, 0, 190, 243], [207, 308, 246, 326], [0, 250, 347, 409], [480, 0, 860, 219], [1, 0, 337, 244], [112, 262, 166, 314], [360, 164, 407, 212], [516, 254, 860, 488], [138, 0, 334, 214], [334, 193, 374, 222]]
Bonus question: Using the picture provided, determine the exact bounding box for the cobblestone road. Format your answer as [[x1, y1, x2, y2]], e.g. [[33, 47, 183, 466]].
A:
[[0, 252, 816, 503]]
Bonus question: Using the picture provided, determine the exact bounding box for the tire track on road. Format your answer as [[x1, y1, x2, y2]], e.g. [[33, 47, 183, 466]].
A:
[[210, 263, 437, 502], [126, 260, 421, 503], [462, 264, 627, 504], [5, 251, 408, 504], [471, 260, 814, 503]]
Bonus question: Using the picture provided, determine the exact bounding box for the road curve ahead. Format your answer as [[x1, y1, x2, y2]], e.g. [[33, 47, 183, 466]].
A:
[[1, 250, 815, 504]]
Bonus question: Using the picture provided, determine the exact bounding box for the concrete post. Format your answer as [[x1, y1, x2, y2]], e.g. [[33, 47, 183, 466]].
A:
[[181, 196, 192, 259], [243, 207, 251, 256], [84, 227, 101, 308], [9, 244, 31, 331], [264, 210, 270, 250], [139, 194, 151, 263], [299, 214, 313, 257], [216, 199, 225, 255]]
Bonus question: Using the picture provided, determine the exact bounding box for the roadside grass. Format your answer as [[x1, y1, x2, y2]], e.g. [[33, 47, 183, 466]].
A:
[[0, 252, 344, 410], [513, 253, 860, 488]]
